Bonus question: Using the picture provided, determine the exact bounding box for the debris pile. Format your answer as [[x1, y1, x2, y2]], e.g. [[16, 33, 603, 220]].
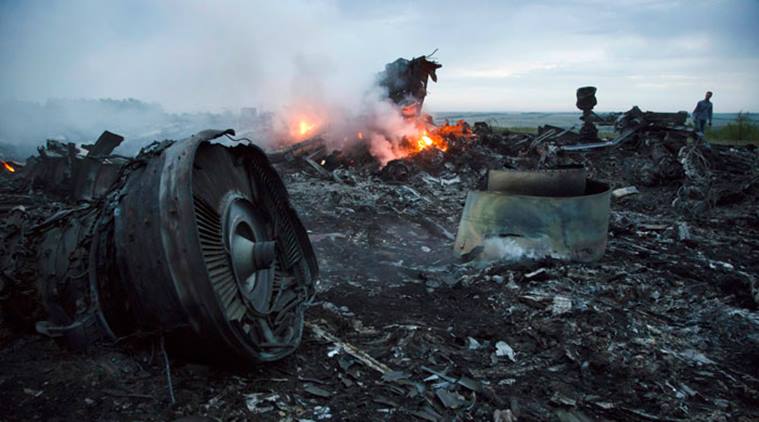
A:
[[268, 125, 758, 421], [1, 84, 758, 420], [615, 106, 691, 137], [1, 118, 757, 420], [21, 131, 128, 201]]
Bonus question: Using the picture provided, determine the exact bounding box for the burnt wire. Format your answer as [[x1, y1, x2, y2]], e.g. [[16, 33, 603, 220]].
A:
[[159, 335, 176, 405]]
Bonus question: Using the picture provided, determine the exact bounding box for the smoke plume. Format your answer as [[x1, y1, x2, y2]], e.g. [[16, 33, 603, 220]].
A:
[[0, 0, 428, 161]]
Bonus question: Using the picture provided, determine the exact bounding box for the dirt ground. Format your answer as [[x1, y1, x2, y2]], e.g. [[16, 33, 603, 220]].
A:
[[1, 133, 758, 421]]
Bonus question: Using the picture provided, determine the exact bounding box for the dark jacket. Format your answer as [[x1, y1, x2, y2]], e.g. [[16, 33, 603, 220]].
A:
[[693, 99, 713, 122]]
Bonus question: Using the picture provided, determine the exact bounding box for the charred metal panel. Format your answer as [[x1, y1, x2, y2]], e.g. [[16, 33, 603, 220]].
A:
[[377, 54, 442, 117], [34, 208, 106, 347], [487, 167, 587, 197], [114, 143, 186, 328], [71, 157, 125, 200]]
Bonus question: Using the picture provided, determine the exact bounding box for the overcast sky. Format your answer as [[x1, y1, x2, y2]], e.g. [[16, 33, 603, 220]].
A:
[[1, 0, 757, 112]]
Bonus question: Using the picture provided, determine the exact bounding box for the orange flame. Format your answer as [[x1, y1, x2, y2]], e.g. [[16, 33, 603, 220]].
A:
[[437, 120, 472, 137], [2, 160, 15, 173], [394, 117, 478, 157], [415, 129, 448, 152]]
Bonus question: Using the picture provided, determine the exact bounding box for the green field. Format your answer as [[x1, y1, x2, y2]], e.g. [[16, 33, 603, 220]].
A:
[[490, 113, 759, 146], [704, 112, 759, 145]]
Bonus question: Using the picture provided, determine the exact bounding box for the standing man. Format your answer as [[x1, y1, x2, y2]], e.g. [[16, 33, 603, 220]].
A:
[[692, 91, 713, 134]]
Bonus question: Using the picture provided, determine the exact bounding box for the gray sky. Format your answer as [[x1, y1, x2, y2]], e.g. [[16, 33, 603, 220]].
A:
[[1, 0, 757, 112]]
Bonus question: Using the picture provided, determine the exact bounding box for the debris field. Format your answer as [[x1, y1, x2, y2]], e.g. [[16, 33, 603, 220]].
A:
[[1, 118, 758, 422]]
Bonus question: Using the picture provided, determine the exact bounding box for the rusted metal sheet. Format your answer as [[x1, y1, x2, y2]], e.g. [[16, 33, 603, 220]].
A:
[[455, 171, 610, 263]]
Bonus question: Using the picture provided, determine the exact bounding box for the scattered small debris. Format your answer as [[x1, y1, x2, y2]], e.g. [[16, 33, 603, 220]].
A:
[[304, 385, 333, 399], [312, 405, 332, 420], [436, 388, 466, 409], [2, 87, 758, 422], [23, 388, 43, 397], [493, 409, 517, 422], [467, 337, 482, 350], [612, 186, 639, 199], [525, 268, 548, 280], [678, 349, 716, 366], [551, 296, 573, 315], [676, 221, 691, 241], [244, 393, 279, 414], [308, 322, 393, 374]]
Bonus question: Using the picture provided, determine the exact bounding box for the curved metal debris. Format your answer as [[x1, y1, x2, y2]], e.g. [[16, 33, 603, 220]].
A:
[[455, 169, 610, 263]]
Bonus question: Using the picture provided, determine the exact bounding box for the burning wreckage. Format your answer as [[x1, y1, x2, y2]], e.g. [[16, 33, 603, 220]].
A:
[[1, 55, 759, 421]]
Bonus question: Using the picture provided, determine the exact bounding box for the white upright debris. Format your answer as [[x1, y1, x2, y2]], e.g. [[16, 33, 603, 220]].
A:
[[495, 341, 516, 362], [676, 222, 691, 241]]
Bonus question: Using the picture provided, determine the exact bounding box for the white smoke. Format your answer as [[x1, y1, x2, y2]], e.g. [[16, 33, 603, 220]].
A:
[[479, 236, 566, 262], [362, 97, 420, 165], [0, 0, 435, 161], [268, 76, 425, 165]]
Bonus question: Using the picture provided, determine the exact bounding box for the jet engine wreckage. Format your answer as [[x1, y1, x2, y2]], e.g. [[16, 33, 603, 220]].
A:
[[1, 129, 318, 362]]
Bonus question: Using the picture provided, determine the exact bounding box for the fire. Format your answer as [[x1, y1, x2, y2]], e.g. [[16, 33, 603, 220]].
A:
[[298, 120, 316, 137], [409, 118, 476, 153], [415, 129, 447, 152], [437, 119, 472, 138], [280, 107, 326, 142], [274, 104, 474, 165], [1, 160, 15, 173]]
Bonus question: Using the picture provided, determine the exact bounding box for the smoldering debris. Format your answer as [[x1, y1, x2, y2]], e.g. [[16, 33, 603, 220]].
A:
[[265, 114, 759, 421], [377, 53, 442, 118], [1, 99, 759, 420]]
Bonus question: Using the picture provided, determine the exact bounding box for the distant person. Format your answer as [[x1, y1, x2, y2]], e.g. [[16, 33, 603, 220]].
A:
[[692, 91, 713, 134]]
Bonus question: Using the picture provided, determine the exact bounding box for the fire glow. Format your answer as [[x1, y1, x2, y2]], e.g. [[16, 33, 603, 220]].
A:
[[2, 160, 15, 173], [298, 120, 316, 137], [408, 118, 473, 154], [414, 128, 448, 153], [282, 109, 326, 142], [275, 104, 474, 167]]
